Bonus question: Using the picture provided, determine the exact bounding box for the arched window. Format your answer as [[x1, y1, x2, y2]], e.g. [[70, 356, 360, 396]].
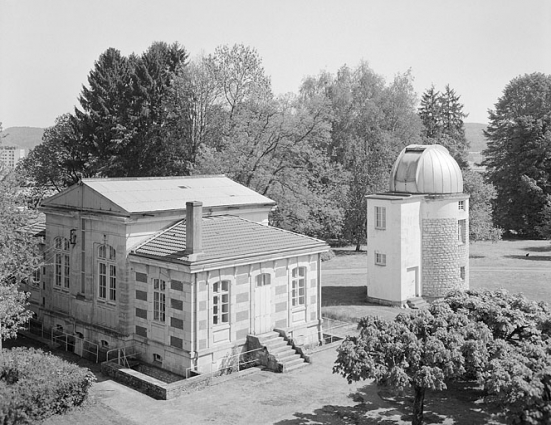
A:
[[212, 280, 230, 325], [255, 273, 271, 287], [54, 237, 70, 289], [98, 244, 116, 301]]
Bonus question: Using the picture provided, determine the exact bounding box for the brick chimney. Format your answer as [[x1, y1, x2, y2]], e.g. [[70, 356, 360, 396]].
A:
[[185, 201, 202, 260]]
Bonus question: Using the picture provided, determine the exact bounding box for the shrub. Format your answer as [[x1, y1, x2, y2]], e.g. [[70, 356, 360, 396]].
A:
[[0, 347, 96, 424]]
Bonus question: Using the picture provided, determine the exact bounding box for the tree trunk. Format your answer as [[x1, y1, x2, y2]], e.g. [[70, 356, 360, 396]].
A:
[[412, 385, 426, 425]]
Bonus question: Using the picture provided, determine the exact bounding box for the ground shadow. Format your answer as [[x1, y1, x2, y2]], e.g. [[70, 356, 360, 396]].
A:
[[469, 254, 485, 259], [522, 245, 551, 253], [274, 381, 504, 425], [322, 286, 368, 306], [334, 250, 367, 256], [504, 255, 551, 262]]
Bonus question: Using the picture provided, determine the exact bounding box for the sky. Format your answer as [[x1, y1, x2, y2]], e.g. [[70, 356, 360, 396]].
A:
[[1, 0, 550, 129]]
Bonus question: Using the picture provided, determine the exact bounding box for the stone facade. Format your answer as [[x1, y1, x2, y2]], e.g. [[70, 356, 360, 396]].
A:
[[422, 217, 468, 298]]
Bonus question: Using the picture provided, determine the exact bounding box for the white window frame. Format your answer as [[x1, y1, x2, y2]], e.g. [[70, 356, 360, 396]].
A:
[[153, 278, 166, 322], [291, 267, 306, 307], [375, 252, 387, 266], [256, 273, 271, 287], [98, 244, 116, 302], [458, 200, 465, 211], [375, 206, 386, 230], [213, 280, 230, 325], [54, 237, 70, 290]]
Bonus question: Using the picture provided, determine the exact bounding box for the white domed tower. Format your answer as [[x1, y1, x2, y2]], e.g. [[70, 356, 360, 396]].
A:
[[365, 145, 469, 306]]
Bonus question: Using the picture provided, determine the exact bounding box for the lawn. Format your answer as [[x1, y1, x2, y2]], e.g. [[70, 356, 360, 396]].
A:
[[321, 239, 551, 322]]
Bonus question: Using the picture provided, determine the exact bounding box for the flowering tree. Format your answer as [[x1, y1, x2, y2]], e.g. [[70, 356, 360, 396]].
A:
[[334, 290, 551, 425], [0, 174, 42, 349], [333, 305, 491, 425]]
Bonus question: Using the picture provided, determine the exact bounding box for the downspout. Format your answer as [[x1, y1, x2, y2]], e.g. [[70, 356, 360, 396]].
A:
[[192, 272, 198, 371], [317, 253, 322, 344]]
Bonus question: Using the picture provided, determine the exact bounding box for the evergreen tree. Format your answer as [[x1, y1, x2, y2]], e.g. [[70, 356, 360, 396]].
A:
[[419, 85, 469, 168]]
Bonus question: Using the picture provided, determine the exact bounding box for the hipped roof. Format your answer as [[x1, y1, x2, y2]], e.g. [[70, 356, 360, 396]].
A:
[[132, 215, 328, 266]]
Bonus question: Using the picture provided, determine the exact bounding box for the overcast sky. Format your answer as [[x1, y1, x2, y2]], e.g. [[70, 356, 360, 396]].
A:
[[1, 0, 550, 129]]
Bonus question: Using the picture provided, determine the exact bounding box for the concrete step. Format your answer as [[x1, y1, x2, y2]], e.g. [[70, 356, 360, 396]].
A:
[[285, 360, 309, 373], [275, 350, 300, 362], [407, 297, 430, 309], [263, 338, 289, 351], [281, 356, 308, 372]]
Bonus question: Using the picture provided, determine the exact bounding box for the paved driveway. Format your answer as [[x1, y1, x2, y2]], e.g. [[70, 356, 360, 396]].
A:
[[90, 346, 368, 425]]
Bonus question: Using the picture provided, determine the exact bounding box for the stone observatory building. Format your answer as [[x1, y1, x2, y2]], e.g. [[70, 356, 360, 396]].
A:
[[365, 144, 469, 307]]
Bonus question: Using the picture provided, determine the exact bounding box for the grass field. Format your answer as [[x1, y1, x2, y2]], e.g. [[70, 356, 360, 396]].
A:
[[321, 239, 551, 322]]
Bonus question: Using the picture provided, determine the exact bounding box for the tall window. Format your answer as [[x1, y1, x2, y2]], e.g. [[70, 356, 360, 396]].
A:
[[458, 220, 467, 244], [212, 280, 229, 325], [54, 237, 70, 289], [153, 279, 166, 322], [98, 244, 116, 301], [291, 267, 306, 307], [375, 206, 386, 229]]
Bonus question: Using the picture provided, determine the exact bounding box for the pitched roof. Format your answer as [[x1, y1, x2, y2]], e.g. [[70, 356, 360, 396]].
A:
[[132, 215, 328, 265], [42, 176, 275, 215]]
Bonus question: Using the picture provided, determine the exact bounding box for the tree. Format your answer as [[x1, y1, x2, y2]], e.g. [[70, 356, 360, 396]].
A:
[[0, 174, 42, 350], [483, 73, 551, 238], [444, 289, 551, 424], [303, 64, 422, 248], [419, 85, 470, 168], [17, 114, 87, 193], [334, 304, 492, 425], [191, 45, 347, 239], [334, 290, 551, 425], [463, 169, 502, 241]]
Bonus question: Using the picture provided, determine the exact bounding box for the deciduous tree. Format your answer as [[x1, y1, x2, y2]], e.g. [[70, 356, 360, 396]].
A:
[[483, 72, 551, 238], [334, 304, 492, 425], [0, 175, 42, 350]]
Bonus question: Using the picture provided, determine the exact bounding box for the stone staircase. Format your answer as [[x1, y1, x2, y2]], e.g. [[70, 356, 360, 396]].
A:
[[407, 297, 430, 310], [254, 331, 308, 373]]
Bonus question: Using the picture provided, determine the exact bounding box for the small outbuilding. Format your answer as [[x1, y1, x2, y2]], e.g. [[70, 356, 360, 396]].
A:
[[365, 145, 469, 307]]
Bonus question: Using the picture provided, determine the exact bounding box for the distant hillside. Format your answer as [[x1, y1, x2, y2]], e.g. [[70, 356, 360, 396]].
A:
[[464, 123, 487, 152], [0, 127, 44, 151]]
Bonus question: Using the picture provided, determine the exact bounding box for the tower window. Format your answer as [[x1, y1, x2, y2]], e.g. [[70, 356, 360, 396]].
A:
[[375, 206, 386, 229]]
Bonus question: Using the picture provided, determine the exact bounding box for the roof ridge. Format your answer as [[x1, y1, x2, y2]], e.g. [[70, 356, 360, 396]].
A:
[[82, 175, 227, 183], [208, 214, 327, 244]]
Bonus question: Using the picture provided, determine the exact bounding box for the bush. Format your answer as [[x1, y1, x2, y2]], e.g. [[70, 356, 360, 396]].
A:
[[0, 347, 96, 424]]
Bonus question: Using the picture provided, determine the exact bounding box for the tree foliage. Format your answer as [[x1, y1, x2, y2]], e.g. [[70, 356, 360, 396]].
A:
[[483, 72, 551, 238], [463, 169, 502, 241], [419, 84, 470, 168], [334, 290, 551, 425], [0, 175, 42, 348], [301, 64, 422, 248]]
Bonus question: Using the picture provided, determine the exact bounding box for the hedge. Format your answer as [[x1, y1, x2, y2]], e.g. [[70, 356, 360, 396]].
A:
[[0, 347, 96, 424]]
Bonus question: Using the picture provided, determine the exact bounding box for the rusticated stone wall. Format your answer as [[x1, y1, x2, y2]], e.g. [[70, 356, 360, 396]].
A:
[[422, 218, 467, 297]]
